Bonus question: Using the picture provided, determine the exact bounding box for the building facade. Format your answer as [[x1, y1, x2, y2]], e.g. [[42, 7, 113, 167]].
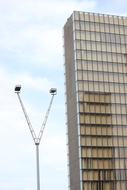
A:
[[64, 11, 127, 190]]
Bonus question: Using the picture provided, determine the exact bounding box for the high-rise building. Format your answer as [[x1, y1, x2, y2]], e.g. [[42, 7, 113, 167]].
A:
[[64, 11, 127, 190]]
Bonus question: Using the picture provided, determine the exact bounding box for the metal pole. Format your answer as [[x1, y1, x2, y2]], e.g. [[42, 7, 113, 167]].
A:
[[36, 143, 40, 190], [15, 85, 57, 190]]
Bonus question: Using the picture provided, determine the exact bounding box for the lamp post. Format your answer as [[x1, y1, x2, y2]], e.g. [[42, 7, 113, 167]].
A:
[[15, 85, 57, 190]]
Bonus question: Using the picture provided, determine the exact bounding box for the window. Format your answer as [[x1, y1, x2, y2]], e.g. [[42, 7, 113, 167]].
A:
[[106, 33, 111, 42], [91, 42, 96, 51], [79, 12, 84, 21], [102, 53, 107, 61], [111, 44, 116, 52], [120, 26, 124, 34], [85, 126, 91, 135], [83, 71, 88, 80], [76, 40, 80, 49], [95, 23, 100, 32], [84, 13, 89, 21], [100, 24, 105, 32], [78, 81, 83, 90], [77, 50, 81, 59], [82, 51, 87, 59], [92, 52, 97, 60], [114, 17, 119, 25], [112, 54, 117, 62], [81, 41, 85, 50], [80, 21, 85, 30], [104, 15, 109, 23], [75, 21, 80, 30], [91, 32, 96, 41], [115, 25, 119, 33], [109, 74, 114, 82], [100, 33, 105, 42], [90, 22, 95, 31], [96, 43, 101, 51], [89, 14, 94, 22], [86, 41, 91, 50], [95, 14, 99, 22], [107, 43, 112, 52], [74, 11, 79, 20], [85, 22, 90, 31], [102, 42, 106, 51], [77, 71, 83, 80], [96, 32, 101, 41], [77, 61, 82, 69], [78, 92, 83, 101], [115, 35, 121, 43], [117, 54, 122, 62], [85, 31, 90, 40], [93, 62, 98, 70], [97, 52, 102, 61], [87, 51, 92, 60], [75, 31, 80, 39]]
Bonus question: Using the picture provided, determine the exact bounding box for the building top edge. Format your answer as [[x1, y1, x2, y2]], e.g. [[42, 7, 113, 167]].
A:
[[72, 10, 127, 20], [64, 10, 127, 28]]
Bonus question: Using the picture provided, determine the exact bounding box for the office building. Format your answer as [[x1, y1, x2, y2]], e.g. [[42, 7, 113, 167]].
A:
[[64, 11, 127, 190]]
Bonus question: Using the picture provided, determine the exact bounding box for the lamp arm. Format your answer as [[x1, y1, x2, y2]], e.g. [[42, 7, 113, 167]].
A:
[[38, 94, 55, 142], [16, 93, 37, 143]]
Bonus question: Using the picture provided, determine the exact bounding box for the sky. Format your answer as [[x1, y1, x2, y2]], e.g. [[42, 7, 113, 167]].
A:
[[0, 0, 127, 190]]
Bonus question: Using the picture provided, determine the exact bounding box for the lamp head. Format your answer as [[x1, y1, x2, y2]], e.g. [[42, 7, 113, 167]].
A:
[[15, 85, 21, 93], [49, 88, 57, 95]]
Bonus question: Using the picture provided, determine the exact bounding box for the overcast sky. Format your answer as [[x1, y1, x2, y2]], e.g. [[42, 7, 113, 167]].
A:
[[0, 0, 127, 190]]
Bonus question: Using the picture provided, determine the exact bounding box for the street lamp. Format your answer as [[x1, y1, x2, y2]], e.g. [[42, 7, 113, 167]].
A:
[[15, 85, 21, 92], [14, 85, 57, 190]]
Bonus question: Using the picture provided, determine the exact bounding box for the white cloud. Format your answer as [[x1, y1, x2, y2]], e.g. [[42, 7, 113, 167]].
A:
[[15, 73, 54, 93], [0, 0, 96, 69], [112, 0, 127, 4], [0, 0, 96, 19]]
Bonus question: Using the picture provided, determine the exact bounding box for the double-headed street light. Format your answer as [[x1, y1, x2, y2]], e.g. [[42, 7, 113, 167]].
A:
[[14, 85, 57, 190]]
